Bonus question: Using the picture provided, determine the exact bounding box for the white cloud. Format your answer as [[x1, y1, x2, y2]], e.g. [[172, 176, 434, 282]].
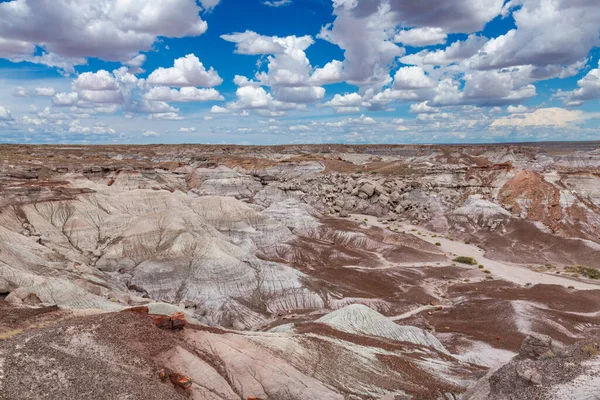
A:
[[507, 105, 528, 114], [0, 106, 12, 120], [142, 130, 160, 137], [34, 87, 56, 97], [13, 86, 28, 97], [199, 0, 221, 11], [392, 66, 435, 89], [0, 0, 209, 72], [221, 31, 288, 55], [325, 114, 376, 127], [210, 105, 231, 114], [289, 124, 310, 131], [491, 108, 590, 128], [309, 60, 344, 85], [223, 31, 324, 105], [73, 70, 119, 91], [148, 112, 183, 120], [263, 0, 292, 7], [178, 127, 197, 132], [395, 27, 447, 47], [470, 0, 600, 72], [401, 34, 487, 66], [558, 61, 600, 107], [143, 87, 224, 102], [146, 54, 222, 87], [124, 54, 146, 74], [318, 2, 404, 90], [325, 92, 363, 107], [52, 92, 79, 106]]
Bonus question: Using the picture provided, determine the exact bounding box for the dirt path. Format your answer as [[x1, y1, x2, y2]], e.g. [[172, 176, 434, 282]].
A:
[[350, 214, 600, 291]]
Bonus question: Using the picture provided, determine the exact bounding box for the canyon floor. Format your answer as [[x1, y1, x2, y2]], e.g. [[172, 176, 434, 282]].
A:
[[1, 142, 600, 399]]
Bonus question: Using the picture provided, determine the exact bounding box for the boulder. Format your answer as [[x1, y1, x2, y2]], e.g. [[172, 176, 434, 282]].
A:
[[0, 279, 11, 295], [152, 312, 187, 330], [171, 312, 187, 330], [519, 334, 553, 360], [153, 315, 172, 330], [5, 287, 30, 303], [359, 183, 375, 197]]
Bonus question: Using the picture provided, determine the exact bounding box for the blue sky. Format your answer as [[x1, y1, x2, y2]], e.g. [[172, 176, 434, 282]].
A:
[[0, 0, 599, 144]]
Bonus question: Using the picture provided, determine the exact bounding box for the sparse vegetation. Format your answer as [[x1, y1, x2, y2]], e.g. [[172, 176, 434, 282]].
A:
[[542, 350, 554, 359], [435, 242, 441, 246], [565, 265, 600, 280], [582, 344, 599, 357], [464, 240, 470, 244], [483, 269, 491, 274], [453, 256, 478, 265]]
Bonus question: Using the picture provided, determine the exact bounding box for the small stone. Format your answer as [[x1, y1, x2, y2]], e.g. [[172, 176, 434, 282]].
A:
[[169, 372, 192, 389]]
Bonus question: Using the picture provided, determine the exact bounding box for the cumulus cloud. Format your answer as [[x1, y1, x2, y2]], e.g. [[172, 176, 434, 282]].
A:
[[124, 54, 147, 74], [490, 108, 590, 127], [470, 0, 600, 72], [392, 66, 435, 89], [557, 61, 600, 107], [13, 86, 29, 97], [199, 0, 221, 11], [318, 2, 403, 90], [52, 92, 79, 106], [263, 0, 292, 7], [507, 105, 528, 113], [0, 0, 209, 72], [34, 87, 56, 97], [0, 106, 12, 120], [401, 34, 487, 66], [221, 31, 326, 111], [325, 114, 377, 127], [147, 54, 222, 87], [394, 27, 447, 47], [143, 87, 224, 102], [209, 105, 231, 114], [178, 127, 197, 132], [142, 130, 160, 137]]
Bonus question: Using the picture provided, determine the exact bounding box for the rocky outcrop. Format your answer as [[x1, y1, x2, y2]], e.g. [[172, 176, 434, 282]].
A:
[[465, 335, 600, 399]]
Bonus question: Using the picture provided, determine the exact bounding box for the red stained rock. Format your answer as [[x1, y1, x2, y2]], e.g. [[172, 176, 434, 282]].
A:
[[153, 315, 172, 330], [169, 372, 192, 389], [121, 306, 149, 314], [170, 312, 187, 330]]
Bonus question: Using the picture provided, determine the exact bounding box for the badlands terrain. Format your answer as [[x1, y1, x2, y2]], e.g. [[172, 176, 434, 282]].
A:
[[1, 142, 600, 399]]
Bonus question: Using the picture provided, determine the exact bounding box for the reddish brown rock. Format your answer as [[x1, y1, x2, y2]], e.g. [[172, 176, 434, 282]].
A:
[[120, 306, 149, 314], [170, 312, 187, 330], [169, 372, 192, 389], [152, 315, 172, 330]]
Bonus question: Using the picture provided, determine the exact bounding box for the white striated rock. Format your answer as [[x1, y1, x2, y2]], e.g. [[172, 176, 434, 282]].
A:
[[317, 304, 448, 353]]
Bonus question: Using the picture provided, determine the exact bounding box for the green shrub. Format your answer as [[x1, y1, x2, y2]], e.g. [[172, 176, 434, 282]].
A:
[[582, 344, 599, 357], [464, 240, 471, 244], [483, 269, 491, 274], [565, 265, 600, 279], [453, 256, 478, 265], [435, 242, 441, 246]]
